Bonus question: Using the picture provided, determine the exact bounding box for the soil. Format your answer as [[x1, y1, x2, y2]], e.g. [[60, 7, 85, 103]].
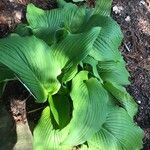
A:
[[112, 1, 150, 149], [0, 0, 149, 149]]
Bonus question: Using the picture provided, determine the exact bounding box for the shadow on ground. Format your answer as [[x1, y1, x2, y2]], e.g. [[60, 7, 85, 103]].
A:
[[0, 102, 17, 150]]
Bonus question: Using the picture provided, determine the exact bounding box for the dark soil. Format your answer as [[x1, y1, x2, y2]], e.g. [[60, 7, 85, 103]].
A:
[[2, 80, 46, 129], [0, 0, 149, 149], [112, 0, 150, 149]]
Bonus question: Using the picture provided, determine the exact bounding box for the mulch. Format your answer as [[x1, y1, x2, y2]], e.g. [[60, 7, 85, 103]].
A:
[[112, 1, 150, 149]]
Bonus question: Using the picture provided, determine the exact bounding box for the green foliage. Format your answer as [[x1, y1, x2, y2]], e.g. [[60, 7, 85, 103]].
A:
[[0, 0, 144, 149]]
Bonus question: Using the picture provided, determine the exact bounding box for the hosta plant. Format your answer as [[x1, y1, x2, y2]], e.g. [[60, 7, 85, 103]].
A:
[[0, 0, 144, 149]]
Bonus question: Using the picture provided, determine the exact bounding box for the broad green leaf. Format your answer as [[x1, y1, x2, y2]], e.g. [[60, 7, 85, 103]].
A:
[[0, 28, 100, 102], [93, 0, 113, 16], [33, 106, 71, 150], [88, 107, 144, 150], [104, 81, 138, 118], [0, 34, 61, 102], [51, 27, 100, 84], [97, 61, 130, 85], [34, 71, 109, 149], [52, 27, 101, 69], [62, 71, 108, 146], [26, 4, 64, 44], [48, 95, 71, 129], [26, 3, 86, 44], [81, 15, 123, 61], [61, 65, 78, 83]]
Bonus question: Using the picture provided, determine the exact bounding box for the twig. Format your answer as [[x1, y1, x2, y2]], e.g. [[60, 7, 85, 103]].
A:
[[124, 43, 130, 52], [27, 107, 45, 114]]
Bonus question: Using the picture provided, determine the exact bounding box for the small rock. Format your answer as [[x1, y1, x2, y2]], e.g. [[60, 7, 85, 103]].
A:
[[125, 16, 131, 22], [14, 11, 22, 23], [138, 100, 141, 104], [139, 0, 146, 6], [113, 5, 123, 14]]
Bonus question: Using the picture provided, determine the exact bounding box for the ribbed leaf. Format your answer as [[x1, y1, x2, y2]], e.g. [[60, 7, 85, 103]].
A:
[[26, 3, 86, 44], [83, 15, 123, 62], [0, 34, 61, 102], [62, 65, 78, 83], [33, 106, 71, 150], [97, 61, 130, 85], [0, 28, 100, 102], [34, 71, 109, 149], [104, 81, 138, 118], [93, 0, 113, 16], [48, 95, 71, 129], [52, 27, 100, 84], [62, 71, 108, 146], [52, 27, 101, 69], [80, 16, 128, 85], [88, 107, 144, 150], [92, 17, 123, 61]]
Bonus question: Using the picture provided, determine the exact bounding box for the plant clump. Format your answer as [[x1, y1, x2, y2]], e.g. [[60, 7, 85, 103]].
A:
[[0, 0, 144, 149]]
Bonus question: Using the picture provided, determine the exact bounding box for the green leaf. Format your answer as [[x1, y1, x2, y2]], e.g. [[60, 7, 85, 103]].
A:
[[81, 15, 123, 61], [62, 71, 108, 146], [88, 107, 144, 150], [97, 61, 130, 85], [93, 0, 113, 16], [48, 95, 71, 129], [0, 34, 61, 102], [52, 27, 101, 69], [104, 81, 138, 118], [33, 106, 71, 150], [26, 4, 63, 44], [26, 3, 86, 44], [61, 65, 78, 83], [0, 27, 100, 102], [92, 16, 123, 61], [34, 70, 109, 149], [51, 27, 101, 84]]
